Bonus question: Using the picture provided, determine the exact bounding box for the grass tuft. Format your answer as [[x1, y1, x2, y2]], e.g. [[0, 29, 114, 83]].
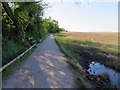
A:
[[77, 76, 92, 89], [67, 59, 81, 70]]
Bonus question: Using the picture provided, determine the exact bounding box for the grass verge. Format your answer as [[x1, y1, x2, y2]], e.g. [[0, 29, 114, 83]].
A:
[[2, 46, 36, 78], [54, 36, 81, 70], [54, 34, 92, 88], [77, 76, 92, 89]]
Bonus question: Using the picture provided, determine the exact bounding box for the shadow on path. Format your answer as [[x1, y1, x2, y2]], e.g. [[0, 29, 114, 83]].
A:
[[3, 34, 79, 88]]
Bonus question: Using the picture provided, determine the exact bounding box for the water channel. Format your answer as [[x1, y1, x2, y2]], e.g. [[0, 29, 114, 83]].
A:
[[87, 61, 120, 88]]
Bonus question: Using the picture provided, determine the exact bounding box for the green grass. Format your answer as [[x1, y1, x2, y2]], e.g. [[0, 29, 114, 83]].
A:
[[77, 76, 92, 89], [2, 46, 36, 78], [2, 38, 27, 66], [2, 33, 49, 66], [54, 34, 119, 71], [54, 34, 93, 88], [2, 34, 49, 78], [67, 58, 82, 70], [54, 36, 81, 70]]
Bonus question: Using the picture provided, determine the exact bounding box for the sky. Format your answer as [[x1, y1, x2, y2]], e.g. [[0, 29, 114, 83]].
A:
[[43, 0, 119, 32]]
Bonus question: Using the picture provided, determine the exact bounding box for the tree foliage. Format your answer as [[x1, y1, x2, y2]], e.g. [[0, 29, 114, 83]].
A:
[[2, 2, 65, 65]]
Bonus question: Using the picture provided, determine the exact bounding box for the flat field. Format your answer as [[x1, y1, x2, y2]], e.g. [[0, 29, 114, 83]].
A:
[[54, 32, 119, 71], [64, 32, 118, 45]]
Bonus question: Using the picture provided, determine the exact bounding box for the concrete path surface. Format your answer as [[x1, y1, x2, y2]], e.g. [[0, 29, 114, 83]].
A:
[[3, 34, 79, 88]]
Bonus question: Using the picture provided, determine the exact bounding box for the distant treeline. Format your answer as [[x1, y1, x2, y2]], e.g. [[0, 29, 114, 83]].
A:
[[2, 2, 65, 65]]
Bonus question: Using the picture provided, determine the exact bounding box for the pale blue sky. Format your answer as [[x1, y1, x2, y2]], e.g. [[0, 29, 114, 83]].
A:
[[44, 1, 118, 32]]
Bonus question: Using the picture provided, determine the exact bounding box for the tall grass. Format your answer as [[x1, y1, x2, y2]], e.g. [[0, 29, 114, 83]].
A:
[[2, 38, 25, 66], [3, 46, 36, 77]]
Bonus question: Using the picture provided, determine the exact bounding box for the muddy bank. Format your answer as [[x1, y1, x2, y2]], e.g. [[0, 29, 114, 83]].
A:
[[85, 73, 116, 89], [78, 51, 119, 72], [77, 54, 120, 89], [87, 61, 120, 88]]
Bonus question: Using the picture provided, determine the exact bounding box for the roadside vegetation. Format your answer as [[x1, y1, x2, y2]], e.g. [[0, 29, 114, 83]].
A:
[[2, 46, 36, 77], [54, 32, 118, 88], [2, 2, 65, 67], [2, 1, 118, 89]]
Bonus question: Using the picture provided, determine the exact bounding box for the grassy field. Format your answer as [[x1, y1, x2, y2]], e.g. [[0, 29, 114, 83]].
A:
[[64, 32, 118, 45], [54, 32, 119, 71]]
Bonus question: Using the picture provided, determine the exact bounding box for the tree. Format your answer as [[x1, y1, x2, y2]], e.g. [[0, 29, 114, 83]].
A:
[[2, 2, 46, 44]]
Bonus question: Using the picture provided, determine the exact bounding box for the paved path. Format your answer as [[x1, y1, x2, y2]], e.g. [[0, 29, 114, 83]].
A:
[[3, 34, 79, 88]]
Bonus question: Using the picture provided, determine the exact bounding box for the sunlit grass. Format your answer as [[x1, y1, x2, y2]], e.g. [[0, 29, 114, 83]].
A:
[[63, 32, 118, 45], [54, 32, 119, 71]]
